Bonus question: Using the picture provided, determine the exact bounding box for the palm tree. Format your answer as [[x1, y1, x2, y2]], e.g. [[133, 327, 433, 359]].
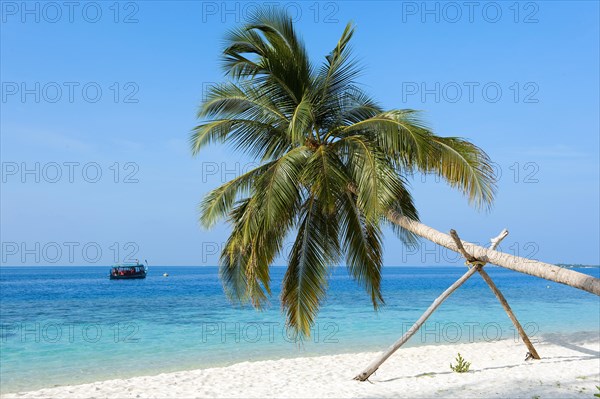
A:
[[191, 10, 600, 339]]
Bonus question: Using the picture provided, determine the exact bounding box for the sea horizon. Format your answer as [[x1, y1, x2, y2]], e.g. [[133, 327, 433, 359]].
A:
[[2, 265, 598, 394]]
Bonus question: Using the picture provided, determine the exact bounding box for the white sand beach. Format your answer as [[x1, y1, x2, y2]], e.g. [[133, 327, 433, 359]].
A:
[[3, 335, 598, 399]]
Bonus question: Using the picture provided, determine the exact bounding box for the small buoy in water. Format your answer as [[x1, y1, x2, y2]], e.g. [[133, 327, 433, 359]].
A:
[[163, 273, 169, 277], [546, 285, 550, 288]]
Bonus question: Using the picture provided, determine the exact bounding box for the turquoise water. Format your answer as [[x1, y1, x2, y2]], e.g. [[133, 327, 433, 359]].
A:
[[1, 266, 599, 393]]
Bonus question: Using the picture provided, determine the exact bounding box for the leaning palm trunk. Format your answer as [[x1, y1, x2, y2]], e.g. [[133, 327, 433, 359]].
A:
[[388, 211, 600, 296]]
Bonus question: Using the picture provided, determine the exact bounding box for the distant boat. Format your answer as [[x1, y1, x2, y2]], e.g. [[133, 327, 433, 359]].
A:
[[109, 260, 148, 280]]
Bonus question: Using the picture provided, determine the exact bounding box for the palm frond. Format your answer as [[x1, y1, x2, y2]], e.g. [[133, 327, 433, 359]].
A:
[[219, 199, 254, 304], [339, 191, 384, 308], [313, 23, 363, 129], [423, 136, 496, 209], [252, 146, 311, 231], [334, 135, 406, 221], [315, 22, 359, 99], [339, 110, 432, 164], [222, 8, 312, 104], [303, 145, 349, 214], [192, 82, 295, 159], [199, 161, 275, 228], [288, 96, 315, 144], [318, 86, 382, 135], [281, 196, 340, 339], [198, 82, 287, 121], [220, 197, 283, 309]]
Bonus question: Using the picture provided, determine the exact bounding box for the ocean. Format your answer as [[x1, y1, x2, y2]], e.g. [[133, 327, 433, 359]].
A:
[[1, 266, 599, 393]]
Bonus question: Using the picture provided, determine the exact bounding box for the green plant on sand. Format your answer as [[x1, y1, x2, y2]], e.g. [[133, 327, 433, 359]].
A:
[[450, 353, 471, 373]]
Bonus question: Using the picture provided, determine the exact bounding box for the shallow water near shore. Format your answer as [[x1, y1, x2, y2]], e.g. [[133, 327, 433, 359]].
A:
[[1, 266, 599, 393]]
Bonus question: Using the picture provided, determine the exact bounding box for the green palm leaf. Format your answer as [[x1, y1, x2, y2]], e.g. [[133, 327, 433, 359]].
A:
[[339, 191, 384, 308], [281, 196, 340, 338]]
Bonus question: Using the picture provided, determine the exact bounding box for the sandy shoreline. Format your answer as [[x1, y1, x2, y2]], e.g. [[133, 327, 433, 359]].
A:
[[3, 336, 599, 398]]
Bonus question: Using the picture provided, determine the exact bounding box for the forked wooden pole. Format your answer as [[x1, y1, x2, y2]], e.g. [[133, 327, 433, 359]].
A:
[[452, 229, 540, 359], [354, 228, 541, 382]]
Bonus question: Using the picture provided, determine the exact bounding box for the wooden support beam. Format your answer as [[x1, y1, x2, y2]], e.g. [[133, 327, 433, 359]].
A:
[[478, 229, 540, 360], [477, 268, 540, 360], [451, 228, 541, 360], [354, 264, 481, 381], [450, 229, 479, 264]]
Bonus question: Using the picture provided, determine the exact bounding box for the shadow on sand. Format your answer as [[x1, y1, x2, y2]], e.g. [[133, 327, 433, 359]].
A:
[[377, 337, 599, 383]]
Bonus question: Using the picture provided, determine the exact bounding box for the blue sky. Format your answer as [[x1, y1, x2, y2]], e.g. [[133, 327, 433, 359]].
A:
[[1, 1, 598, 266]]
